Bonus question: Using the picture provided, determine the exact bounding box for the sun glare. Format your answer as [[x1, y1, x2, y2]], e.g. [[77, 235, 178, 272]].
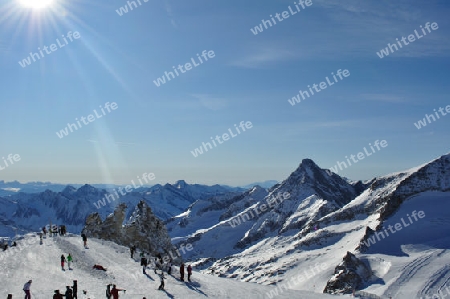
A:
[[18, 0, 54, 9]]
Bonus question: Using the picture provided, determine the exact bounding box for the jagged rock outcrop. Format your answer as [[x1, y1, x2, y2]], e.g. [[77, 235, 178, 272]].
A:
[[323, 251, 372, 294], [82, 201, 179, 261]]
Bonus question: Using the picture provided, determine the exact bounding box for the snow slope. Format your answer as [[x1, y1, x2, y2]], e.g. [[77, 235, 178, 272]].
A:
[[0, 234, 338, 299]]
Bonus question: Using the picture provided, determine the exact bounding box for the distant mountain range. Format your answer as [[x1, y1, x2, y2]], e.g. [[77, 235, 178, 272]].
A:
[[0, 179, 264, 196], [0, 180, 244, 237]]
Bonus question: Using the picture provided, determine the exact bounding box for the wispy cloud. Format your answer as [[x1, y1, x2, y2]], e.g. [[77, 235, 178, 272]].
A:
[[230, 46, 297, 69], [191, 94, 228, 111]]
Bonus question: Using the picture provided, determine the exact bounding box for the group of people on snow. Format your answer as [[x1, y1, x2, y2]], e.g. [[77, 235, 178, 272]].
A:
[[42, 224, 67, 237], [52, 280, 77, 299], [60, 253, 73, 271], [105, 284, 126, 299], [12, 229, 195, 298]]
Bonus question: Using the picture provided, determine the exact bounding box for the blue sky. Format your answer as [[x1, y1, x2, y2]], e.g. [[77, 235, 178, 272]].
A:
[[0, 0, 449, 186]]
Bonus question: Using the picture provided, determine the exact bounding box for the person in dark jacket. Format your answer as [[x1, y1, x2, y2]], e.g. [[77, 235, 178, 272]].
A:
[[158, 271, 165, 290], [65, 286, 73, 299], [180, 263, 185, 281], [106, 284, 112, 299], [142, 257, 148, 274], [187, 264, 192, 282], [72, 280, 78, 299], [81, 234, 87, 247], [7, 294, 12, 299], [130, 245, 136, 259], [53, 290, 63, 299]]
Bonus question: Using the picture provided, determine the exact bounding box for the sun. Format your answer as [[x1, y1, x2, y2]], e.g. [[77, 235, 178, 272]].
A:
[[18, 0, 55, 9]]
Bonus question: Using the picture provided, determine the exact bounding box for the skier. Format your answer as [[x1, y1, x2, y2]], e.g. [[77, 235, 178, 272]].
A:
[[67, 253, 73, 270], [65, 286, 73, 299], [53, 290, 63, 299], [187, 264, 192, 282], [106, 284, 112, 299], [23, 280, 32, 299], [110, 285, 125, 299], [81, 233, 87, 248], [61, 254, 66, 271], [180, 263, 185, 281], [7, 294, 12, 299], [72, 280, 78, 299], [158, 271, 165, 290]]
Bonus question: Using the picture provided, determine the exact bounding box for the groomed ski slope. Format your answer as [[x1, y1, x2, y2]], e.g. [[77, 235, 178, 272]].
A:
[[0, 234, 339, 299]]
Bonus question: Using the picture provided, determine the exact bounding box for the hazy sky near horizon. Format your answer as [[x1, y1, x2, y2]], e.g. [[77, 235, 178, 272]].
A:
[[0, 0, 449, 186]]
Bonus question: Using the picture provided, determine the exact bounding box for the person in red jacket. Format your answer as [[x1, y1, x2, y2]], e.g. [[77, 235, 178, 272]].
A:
[[110, 285, 126, 299], [93, 264, 107, 271], [61, 254, 66, 271], [180, 263, 185, 281], [187, 264, 193, 282]]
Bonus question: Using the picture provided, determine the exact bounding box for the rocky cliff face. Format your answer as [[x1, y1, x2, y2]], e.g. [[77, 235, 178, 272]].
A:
[[323, 252, 372, 294], [82, 201, 178, 261]]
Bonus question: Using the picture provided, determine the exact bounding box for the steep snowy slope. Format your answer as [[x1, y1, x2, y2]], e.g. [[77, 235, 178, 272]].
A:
[[199, 154, 450, 298], [0, 234, 338, 299], [166, 185, 268, 243]]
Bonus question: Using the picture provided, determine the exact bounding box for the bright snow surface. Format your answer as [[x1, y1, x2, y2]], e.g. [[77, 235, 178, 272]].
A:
[[0, 234, 339, 298]]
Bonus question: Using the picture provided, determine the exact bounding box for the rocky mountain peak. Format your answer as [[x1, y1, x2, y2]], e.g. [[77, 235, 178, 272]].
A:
[[83, 201, 178, 261]]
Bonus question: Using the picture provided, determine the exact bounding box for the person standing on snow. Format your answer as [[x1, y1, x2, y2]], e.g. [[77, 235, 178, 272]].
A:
[[180, 263, 185, 281], [130, 245, 136, 259], [167, 260, 172, 275], [61, 254, 67, 271], [23, 280, 32, 299], [53, 290, 64, 299], [106, 284, 112, 299], [67, 253, 73, 270], [110, 285, 125, 299], [187, 264, 193, 282], [72, 280, 78, 299], [158, 271, 165, 290], [65, 286, 73, 299], [81, 233, 87, 248]]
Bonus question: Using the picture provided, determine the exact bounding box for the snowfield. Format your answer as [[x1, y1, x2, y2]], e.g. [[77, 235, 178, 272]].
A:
[[0, 234, 339, 299]]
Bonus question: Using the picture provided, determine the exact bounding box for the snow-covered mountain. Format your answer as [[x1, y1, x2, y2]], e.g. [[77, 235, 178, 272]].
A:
[[241, 180, 280, 189], [167, 159, 359, 261], [166, 154, 450, 298], [0, 181, 244, 237]]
